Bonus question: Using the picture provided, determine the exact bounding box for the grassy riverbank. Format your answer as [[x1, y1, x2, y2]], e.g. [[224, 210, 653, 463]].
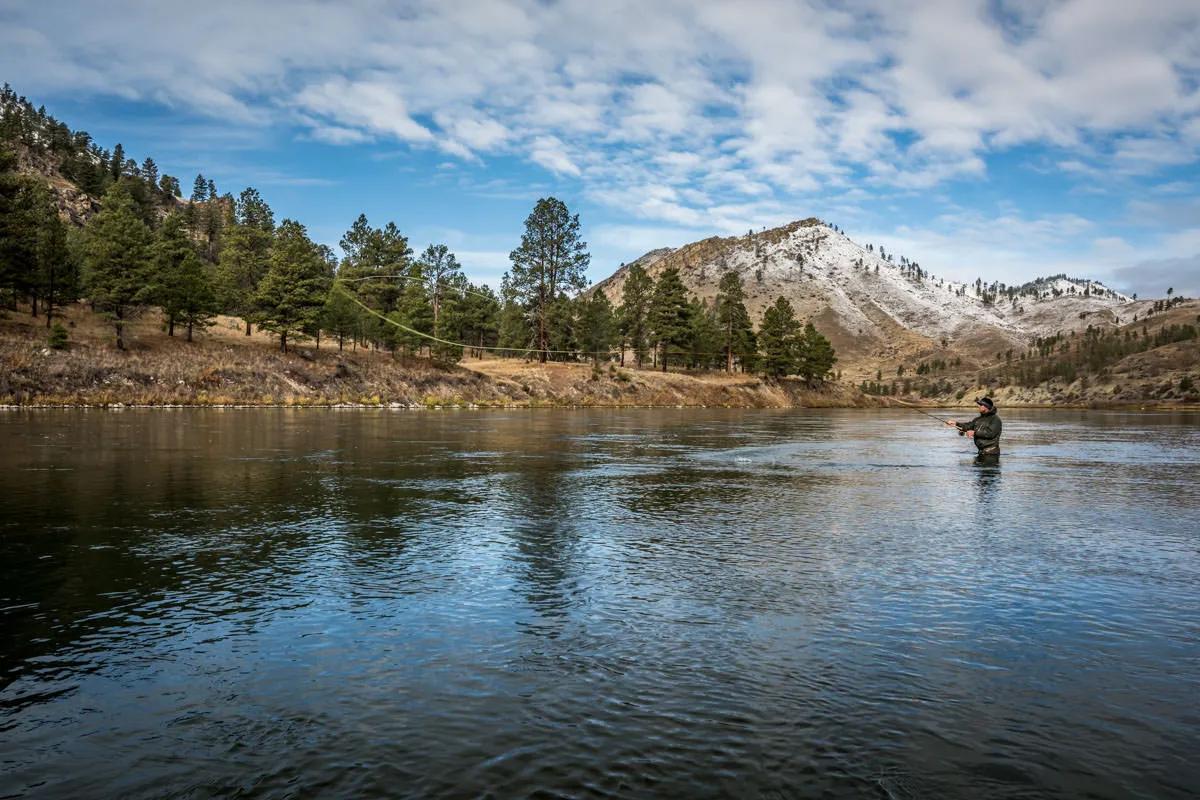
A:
[[0, 303, 874, 408], [5, 302, 1196, 409]]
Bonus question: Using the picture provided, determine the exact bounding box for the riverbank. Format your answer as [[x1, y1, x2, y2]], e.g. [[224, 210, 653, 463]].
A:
[[0, 304, 876, 408], [4, 303, 1196, 409]]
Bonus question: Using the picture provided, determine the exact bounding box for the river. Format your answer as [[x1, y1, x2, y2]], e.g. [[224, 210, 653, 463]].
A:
[[1, 409, 1198, 798]]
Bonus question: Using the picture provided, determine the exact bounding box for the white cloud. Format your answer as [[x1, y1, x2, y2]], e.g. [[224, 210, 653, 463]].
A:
[[2, 0, 1198, 255], [528, 135, 580, 177], [308, 125, 372, 146], [294, 77, 433, 143], [434, 112, 509, 153], [1110, 255, 1200, 299]]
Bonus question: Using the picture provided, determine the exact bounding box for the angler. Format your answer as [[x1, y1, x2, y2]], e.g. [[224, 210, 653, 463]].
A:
[[946, 397, 1002, 456]]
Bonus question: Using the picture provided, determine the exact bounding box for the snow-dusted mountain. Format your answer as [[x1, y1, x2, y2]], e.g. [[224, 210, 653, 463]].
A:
[[592, 219, 1134, 377]]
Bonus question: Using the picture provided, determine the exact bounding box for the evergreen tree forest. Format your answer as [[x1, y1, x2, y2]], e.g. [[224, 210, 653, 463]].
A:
[[1, 84, 839, 381]]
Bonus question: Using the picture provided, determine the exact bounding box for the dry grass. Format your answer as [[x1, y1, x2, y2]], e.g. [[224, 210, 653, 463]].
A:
[[0, 301, 871, 408]]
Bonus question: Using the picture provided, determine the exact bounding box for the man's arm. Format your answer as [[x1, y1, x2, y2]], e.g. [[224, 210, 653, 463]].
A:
[[946, 419, 974, 436]]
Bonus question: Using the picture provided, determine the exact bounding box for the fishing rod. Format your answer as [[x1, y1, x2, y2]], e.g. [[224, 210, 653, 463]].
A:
[[891, 397, 961, 430]]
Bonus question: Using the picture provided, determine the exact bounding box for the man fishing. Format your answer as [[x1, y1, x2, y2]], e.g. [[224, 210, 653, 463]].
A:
[[946, 397, 1002, 456]]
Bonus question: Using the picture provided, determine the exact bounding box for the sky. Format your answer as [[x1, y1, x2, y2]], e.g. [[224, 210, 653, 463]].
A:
[[2, 0, 1199, 298]]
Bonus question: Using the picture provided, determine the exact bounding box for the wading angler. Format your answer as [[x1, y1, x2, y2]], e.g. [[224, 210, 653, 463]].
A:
[[947, 396, 1002, 456]]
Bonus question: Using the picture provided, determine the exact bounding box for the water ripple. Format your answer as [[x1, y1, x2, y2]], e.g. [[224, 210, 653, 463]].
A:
[[0, 408, 1198, 798]]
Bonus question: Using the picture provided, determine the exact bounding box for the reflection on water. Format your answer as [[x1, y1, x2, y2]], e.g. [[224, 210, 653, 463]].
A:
[[1, 408, 1199, 799]]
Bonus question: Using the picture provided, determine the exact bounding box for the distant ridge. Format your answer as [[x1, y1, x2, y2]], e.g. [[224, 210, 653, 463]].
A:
[[591, 218, 1135, 379]]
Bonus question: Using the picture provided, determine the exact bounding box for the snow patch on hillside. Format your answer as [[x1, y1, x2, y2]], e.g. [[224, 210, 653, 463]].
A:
[[593, 221, 1132, 352]]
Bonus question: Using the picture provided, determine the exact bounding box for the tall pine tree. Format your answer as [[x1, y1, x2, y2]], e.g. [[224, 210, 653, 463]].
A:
[[758, 296, 802, 378], [83, 183, 153, 349], [687, 297, 722, 370], [34, 185, 77, 327], [153, 212, 217, 341], [392, 262, 434, 356], [797, 322, 837, 385], [321, 280, 360, 352], [714, 270, 754, 372], [0, 148, 39, 311], [578, 290, 616, 365], [338, 215, 413, 342], [417, 243, 462, 338], [508, 197, 590, 362], [255, 219, 331, 353], [216, 187, 274, 334], [497, 273, 531, 356], [618, 262, 652, 367], [648, 267, 691, 372], [458, 282, 500, 357]]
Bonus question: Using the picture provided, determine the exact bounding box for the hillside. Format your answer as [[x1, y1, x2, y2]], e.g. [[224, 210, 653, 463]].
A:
[[0, 303, 870, 408], [592, 219, 1139, 382], [1, 83, 190, 225], [3, 83, 1194, 409]]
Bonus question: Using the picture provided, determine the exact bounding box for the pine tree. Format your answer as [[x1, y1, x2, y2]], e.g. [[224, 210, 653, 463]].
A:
[[0, 148, 39, 310], [796, 323, 837, 385], [428, 273, 469, 363], [545, 293, 577, 358], [321, 280, 360, 351], [48, 322, 69, 349], [759, 296, 801, 378], [648, 266, 691, 372], [186, 174, 207, 233], [508, 197, 590, 362], [714, 270, 753, 372], [578, 290, 616, 365], [393, 263, 433, 356], [417, 243, 462, 338], [191, 175, 207, 202], [618, 262, 652, 367], [111, 143, 124, 180], [255, 220, 331, 352], [458, 282, 500, 356], [34, 185, 78, 328], [140, 158, 159, 195], [153, 213, 216, 340], [216, 188, 274, 333], [497, 273, 531, 356], [687, 298, 722, 369], [237, 187, 274, 231], [83, 183, 153, 349], [203, 190, 224, 261], [159, 175, 181, 198], [338, 215, 412, 331]]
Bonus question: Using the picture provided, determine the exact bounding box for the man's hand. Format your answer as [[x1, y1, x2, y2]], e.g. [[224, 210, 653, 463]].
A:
[[965, 430, 975, 438], [945, 420, 958, 428]]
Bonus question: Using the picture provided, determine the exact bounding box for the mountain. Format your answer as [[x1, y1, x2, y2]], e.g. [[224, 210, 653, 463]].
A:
[[592, 218, 1141, 381], [5, 83, 1193, 407], [1, 83, 186, 225]]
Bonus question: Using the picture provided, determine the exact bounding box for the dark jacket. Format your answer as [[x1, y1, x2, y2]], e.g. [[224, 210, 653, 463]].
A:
[[957, 409, 1001, 452]]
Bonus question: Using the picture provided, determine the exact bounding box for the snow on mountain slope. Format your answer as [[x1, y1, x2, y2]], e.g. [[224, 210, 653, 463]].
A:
[[592, 219, 1132, 372]]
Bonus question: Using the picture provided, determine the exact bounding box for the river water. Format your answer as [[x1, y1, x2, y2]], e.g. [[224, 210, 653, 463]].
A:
[[1, 409, 1198, 799]]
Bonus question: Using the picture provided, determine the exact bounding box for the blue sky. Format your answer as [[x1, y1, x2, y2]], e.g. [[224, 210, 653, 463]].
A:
[[3, 0, 1199, 297]]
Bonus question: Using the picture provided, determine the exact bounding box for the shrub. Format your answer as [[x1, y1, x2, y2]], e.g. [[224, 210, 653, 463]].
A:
[[48, 324, 69, 350]]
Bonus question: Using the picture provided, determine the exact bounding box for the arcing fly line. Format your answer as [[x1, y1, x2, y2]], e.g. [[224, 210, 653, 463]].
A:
[[332, 279, 776, 362], [339, 274, 498, 302], [332, 280, 587, 357], [890, 397, 956, 426]]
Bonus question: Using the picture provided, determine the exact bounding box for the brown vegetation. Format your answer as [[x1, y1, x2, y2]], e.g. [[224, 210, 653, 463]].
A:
[[0, 302, 871, 408]]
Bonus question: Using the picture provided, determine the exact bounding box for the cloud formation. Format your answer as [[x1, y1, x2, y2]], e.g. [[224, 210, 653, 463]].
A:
[[2, 0, 1198, 279], [1111, 255, 1200, 300]]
